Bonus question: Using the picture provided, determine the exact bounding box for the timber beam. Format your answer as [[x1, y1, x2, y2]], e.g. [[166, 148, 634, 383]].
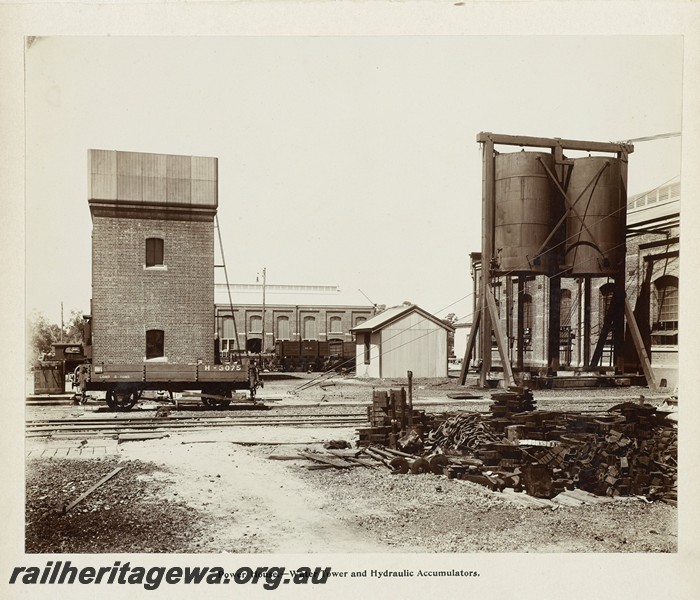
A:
[[476, 132, 634, 155]]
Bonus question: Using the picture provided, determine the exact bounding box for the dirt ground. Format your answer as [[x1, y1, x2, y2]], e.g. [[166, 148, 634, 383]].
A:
[[25, 375, 678, 554]]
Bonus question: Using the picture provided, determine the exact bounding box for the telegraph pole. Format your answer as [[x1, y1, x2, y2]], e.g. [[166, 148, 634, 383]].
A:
[[261, 267, 266, 353]]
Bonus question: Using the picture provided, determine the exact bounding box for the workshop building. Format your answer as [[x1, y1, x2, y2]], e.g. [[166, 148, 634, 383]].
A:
[[351, 304, 454, 379]]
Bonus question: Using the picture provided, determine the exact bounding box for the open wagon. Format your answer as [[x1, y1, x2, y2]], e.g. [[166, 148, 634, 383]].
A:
[[75, 360, 261, 411]]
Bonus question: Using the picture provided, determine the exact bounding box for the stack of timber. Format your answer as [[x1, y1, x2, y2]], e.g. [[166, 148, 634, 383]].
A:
[[358, 388, 678, 504], [357, 389, 430, 449], [490, 386, 537, 417]]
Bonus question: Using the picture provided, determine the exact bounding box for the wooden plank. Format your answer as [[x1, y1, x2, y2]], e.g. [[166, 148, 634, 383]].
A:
[[297, 450, 356, 469], [60, 466, 125, 514], [326, 449, 378, 468], [552, 492, 584, 507], [197, 368, 250, 382], [145, 363, 198, 381], [477, 131, 634, 154], [91, 366, 144, 382], [118, 433, 169, 443]]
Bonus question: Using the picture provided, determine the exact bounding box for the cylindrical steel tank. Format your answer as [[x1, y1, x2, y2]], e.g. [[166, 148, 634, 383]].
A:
[[494, 151, 558, 275], [564, 157, 625, 276]]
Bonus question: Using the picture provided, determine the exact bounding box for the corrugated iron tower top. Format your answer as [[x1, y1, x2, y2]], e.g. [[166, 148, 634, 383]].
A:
[[88, 149, 218, 221]]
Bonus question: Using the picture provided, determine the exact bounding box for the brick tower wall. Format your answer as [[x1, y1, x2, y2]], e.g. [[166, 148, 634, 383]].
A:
[[91, 216, 215, 364]]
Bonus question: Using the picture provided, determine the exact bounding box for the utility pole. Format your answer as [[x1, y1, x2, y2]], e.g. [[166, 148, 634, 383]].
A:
[[358, 289, 378, 315], [261, 267, 266, 354], [61, 302, 64, 343]]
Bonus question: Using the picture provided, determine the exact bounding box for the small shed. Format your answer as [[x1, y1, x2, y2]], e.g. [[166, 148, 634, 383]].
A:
[[350, 304, 454, 379]]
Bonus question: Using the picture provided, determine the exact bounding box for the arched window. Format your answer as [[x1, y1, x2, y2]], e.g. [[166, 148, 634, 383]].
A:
[[249, 315, 262, 334], [329, 316, 343, 334], [146, 329, 164, 359], [303, 316, 317, 340], [355, 316, 367, 327], [652, 275, 678, 344], [145, 238, 164, 267], [277, 316, 290, 340]]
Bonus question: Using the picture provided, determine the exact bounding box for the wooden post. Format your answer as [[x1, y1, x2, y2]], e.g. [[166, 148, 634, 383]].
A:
[[517, 276, 525, 370], [459, 298, 481, 384], [480, 137, 495, 387], [624, 299, 658, 391], [583, 276, 591, 367], [485, 289, 514, 387]]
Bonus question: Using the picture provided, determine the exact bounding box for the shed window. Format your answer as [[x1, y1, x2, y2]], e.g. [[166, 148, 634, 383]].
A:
[[364, 332, 371, 364], [146, 329, 164, 359], [146, 238, 164, 267]]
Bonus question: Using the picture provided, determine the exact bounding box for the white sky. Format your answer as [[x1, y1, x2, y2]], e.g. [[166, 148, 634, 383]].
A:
[[25, 35, 683, 325], [4, 3, 700, 597]]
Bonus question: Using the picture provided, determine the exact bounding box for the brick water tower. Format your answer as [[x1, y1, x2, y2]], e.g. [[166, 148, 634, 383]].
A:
[[87, 149, 218, 365]]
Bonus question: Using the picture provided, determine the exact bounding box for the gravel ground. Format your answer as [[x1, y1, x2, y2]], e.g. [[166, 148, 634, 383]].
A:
[[25, 457, 212, 553], [295, 463, 678, 553], [24, 376, 678, 554]]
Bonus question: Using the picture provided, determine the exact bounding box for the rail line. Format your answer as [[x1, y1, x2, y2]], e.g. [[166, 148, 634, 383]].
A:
[[25, 412, 370, 438]]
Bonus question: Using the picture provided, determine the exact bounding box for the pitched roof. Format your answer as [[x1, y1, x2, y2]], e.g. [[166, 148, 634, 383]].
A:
[[350, 304, 454, 333]]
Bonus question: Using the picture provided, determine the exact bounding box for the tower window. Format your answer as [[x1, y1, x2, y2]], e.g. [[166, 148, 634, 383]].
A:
[[146, 237, 164, 267], [146, 329, 165, 359]]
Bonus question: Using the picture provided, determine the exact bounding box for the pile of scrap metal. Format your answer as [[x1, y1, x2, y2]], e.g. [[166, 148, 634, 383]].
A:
[[358, 386, 678, 504]]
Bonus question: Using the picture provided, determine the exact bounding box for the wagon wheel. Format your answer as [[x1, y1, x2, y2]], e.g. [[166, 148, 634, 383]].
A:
[[429, 454, 450, 475], [202, 388, 231, 409], [106, 389, 138, 412], [389, 457, 409, 475], [410, 458, 431, 474]]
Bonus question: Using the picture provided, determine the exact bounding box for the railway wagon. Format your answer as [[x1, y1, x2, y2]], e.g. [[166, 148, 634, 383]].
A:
[[75, 360, 260, 410], [83, 148, 261, 411], [274, 340, 356, 372]]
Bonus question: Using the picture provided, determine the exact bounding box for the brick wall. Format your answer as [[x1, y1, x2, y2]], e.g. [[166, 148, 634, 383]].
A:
[[91, 216, 215, 364]]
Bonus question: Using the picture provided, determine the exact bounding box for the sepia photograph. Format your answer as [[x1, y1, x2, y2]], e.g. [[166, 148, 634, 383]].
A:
[[2, 2, 700, 599]]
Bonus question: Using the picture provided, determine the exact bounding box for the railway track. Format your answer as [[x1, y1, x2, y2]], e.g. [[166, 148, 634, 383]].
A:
[[26, 411, 370, 438]]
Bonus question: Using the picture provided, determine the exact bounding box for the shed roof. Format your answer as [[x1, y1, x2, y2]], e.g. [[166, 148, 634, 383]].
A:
[[350, 304, 454, 333]]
